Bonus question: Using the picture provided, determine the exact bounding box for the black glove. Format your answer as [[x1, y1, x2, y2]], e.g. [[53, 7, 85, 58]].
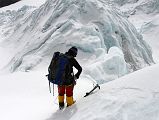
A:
[[74, 74, 79, 79]]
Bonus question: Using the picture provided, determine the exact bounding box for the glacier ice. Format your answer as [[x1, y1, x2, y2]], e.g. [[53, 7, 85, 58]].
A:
[[0, 0, 154, 83], [83, 47, 128, 84], [111, 0, 159, 15]]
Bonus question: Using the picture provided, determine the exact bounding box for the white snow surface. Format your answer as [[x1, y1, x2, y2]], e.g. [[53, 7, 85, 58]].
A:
[[0, 0, 159, 120], [0, 62, 159, 120]]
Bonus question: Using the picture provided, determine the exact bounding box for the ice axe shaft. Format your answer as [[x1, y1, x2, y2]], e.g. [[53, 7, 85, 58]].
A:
[[84, 84, 100, 97]]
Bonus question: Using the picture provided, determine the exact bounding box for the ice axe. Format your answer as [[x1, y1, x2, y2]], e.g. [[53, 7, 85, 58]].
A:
[[84, 84, 100, 97]]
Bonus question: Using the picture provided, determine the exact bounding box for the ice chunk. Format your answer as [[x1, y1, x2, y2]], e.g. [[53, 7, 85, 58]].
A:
[[83, 47, 128, 84]]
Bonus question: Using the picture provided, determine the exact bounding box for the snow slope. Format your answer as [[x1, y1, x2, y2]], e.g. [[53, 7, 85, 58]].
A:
[[0, 69, 94, 120], [48, 63, 159, 120], [0, 61, 159, 120], [0, 0, 159, 120], [140, 14, 159, 62]]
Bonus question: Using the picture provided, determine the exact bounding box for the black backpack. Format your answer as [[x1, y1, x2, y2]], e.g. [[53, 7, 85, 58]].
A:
[[47, 52, 71, 85]]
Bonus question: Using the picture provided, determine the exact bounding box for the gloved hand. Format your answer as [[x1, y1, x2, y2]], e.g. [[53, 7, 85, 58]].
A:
[[74, 74, 79, 79], [73, 75, 78, 85]]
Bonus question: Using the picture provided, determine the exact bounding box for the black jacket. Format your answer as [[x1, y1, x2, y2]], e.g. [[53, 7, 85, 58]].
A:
[[65, 52, 82, 85]]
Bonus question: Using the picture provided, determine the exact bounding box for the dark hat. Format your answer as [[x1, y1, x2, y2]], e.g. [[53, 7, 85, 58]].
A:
[[68, 46, 78, 57]]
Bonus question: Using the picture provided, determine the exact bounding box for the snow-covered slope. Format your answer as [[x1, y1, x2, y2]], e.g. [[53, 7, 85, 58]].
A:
[[0, 61, 159, 120], [106, 0, 159, 14], [0, 0, 46, 40], [140, 17, 159, 62], [0, 6, 35, 38], [0, 0, 159, 120], [110, 0, 159, 62], [0, 0, 154, 84], [60, 64, 159, 120]]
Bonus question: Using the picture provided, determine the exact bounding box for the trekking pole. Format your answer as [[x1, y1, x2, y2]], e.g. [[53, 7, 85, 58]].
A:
[[46, 74, 51, 93], [49, 81, 51, 93], [52, 84, 54, 96]]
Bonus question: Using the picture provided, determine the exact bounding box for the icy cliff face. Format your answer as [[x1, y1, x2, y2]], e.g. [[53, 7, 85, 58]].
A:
[[0, 5, 35, 40], [108, 0, 159, 62], [107, 0, 159, 14], [1, 0, 154, 83]]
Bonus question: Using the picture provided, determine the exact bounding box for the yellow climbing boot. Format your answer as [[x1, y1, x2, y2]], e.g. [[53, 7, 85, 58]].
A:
[[58, 95, 64, 103], [66, 96, 75, 107], [58, 95, 64, 109]]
